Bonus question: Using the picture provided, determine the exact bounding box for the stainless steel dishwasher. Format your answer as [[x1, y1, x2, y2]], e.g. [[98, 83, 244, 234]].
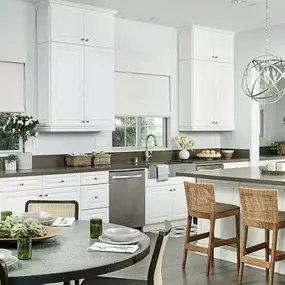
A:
[[109, 169, 145, 228]]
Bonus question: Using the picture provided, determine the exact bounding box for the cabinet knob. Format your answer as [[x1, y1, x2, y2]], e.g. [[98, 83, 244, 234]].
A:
[[44, 194, 49, 197], [39, 194, 43, 197], [95, 196, 98, 199], [19, 183, 24, 186], [170, 189, 173, 192], [86, 120, 90, 123], [81, 38, 84, 41], [173, 189, 176, 192], [85, 39, 89, 42], [60, 180, 65, 183], [94, 177, 98, 180], [215, 56, 218, 59], [212, 56, 214, 59], [81, 121, 85, 123]]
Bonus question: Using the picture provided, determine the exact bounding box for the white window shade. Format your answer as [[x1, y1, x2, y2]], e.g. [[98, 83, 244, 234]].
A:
[[0, 61, 25, 112], [115, 72, 171, 117]]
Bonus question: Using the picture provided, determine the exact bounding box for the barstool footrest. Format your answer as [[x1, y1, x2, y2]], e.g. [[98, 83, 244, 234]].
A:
[[214, 237, 238, 248], [241, 256, 270, 269], [245, 242, 267, 255], [189, 232, 210, 243], [186, 244, 208, 254]]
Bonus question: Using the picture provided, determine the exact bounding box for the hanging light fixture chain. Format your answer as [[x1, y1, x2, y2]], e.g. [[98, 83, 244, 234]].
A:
[[265, 0, 269, 56]]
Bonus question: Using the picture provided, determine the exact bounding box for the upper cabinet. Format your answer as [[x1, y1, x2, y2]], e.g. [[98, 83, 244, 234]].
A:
[[37, 1, 115, 48], [179, 26, 234, 64], [37, 0, 116, 132], [178, 26, 235, 131]]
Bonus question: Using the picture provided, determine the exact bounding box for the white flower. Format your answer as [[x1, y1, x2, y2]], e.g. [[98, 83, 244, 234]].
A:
[[12, 129, 15, 133], [2, 126, 5, 131]]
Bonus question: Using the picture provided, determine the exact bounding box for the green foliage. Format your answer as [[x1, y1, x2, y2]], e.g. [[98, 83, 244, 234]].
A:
[[0, 113, 18, 151], [270, 141, 285, 155], [6, 154, 17, 163]]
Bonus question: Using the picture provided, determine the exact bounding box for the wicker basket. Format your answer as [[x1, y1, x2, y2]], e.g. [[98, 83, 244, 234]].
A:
[[92, 154, 111, 166], [65, 155, 92, 167]]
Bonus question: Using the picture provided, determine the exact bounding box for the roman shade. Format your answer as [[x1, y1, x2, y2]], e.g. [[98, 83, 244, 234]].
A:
[[115, 72, 171, 117], [0, 61, 25, 112]]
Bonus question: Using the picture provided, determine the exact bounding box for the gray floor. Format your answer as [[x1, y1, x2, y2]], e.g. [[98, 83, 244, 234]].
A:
[[103, 233, 285, 285]]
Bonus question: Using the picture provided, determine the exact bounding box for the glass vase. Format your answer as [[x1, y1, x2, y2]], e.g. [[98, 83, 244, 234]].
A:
[[17, 236, 32, 260]]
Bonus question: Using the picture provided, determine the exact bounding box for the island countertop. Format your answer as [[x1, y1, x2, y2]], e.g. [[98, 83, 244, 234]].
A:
[[177, 167, 285, 187]]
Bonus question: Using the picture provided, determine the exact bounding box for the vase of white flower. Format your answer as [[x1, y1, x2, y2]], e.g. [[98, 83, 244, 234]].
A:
[[3, 115, 39, 170], [174, 136, 195, 160]]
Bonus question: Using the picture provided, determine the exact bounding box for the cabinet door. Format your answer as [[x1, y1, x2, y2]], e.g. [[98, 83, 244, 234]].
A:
[[84, 10, 114, 48], [81, 208, 109, 223], [215, 63, 234, 130], [145, 186, 170, 225], [213, 32, 234, 63], [50, 4, 84, 45], [0, 190, 43, 216], [43, 186, 80, 203], [84, 47, 114, 129], [170, 186, 188, 221], [192, 29, 214, 60], [51, 43, 85, 127], [193, 60, 217, 128], [81, 184, 109, 210]]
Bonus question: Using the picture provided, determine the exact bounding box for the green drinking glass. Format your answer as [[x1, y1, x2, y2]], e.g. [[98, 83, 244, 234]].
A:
[[90, 218, 102, 239], [17, 236, 32, 260]]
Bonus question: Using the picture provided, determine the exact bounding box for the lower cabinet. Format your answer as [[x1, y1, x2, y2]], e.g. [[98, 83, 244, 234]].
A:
[[81, 208, 109, 223], [43, 186, 80, 202]]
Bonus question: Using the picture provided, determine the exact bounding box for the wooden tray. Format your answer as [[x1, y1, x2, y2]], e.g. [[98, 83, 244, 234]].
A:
[[259, 167, 285, 176], [0, 227, 60, 244]]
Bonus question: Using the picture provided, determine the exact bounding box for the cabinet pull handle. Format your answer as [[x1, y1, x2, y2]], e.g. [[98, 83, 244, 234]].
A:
[[60, 180, 65, 183], [170, 189, 173, 192], [44, 194, 49, 197], [95, 196, 98, 199], [39, 194, 43, 197], [85, 39, 89, 42], [215, 56, 218, 59], [19, 183, 24, 186], [81, 38, 84, 41], [94, 177, 98, 180], [81, 121, 85, 123], [173, 189, 176, 192], [86, 120, 90, 123]]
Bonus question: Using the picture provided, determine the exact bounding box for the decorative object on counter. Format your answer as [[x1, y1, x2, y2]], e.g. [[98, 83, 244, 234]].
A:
[[2, 114, 39, 170], [65, 153, 92, 167], [174, 136, 194, 160], [221, 149, 234, 160], [270, 141, 285, 155], [92, 152, 111, 166], [242, 0, 285, 104], [196, 149, 221, 160], [17, 235, 32, 260], [90, 218, 102, 239], [260, 162, 285, 175], [1, 211, 12, 221], [4, 154, 17, 171]]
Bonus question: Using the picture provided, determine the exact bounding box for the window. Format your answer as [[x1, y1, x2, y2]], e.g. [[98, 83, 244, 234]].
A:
[[112, 117, 167, 149], [0, 113, 18, 151]]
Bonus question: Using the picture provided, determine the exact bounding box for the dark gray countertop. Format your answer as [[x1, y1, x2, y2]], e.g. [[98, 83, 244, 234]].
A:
[[177, 167, 285, 186], [260, 155, 285, 161]]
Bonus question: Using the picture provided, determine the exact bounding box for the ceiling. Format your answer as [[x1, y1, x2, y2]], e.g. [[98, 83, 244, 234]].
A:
[[64, 0, 285, 32]]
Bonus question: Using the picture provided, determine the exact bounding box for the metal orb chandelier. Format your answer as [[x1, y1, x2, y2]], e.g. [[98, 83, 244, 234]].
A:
[[242, 0, 285, 104]]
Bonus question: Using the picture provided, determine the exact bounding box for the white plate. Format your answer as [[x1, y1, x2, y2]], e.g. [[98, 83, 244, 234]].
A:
[[0, 249, 12, 263], [98, 234, 144, 245], [6, 256, 18, 268]]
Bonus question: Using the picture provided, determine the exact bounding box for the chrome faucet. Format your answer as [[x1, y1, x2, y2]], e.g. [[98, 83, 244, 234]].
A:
[[145, 134, 157, 162]]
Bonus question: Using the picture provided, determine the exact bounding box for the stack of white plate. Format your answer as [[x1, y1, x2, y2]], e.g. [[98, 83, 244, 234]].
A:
[[99, 228, 143, 245], [0, 249, 18, 269], [21, 211, 55, 225]]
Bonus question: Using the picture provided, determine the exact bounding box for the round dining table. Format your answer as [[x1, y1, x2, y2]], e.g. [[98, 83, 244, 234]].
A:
[[6, 221, 151, 285]]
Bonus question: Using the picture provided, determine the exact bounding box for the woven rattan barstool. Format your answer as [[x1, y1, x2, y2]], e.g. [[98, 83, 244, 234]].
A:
[[182, 181, 240, 276], [239, 187, 285, 285]]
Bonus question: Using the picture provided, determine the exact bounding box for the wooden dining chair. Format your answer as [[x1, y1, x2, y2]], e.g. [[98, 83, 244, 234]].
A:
[[183, 181, 240, 276], [81, 221, 172, 285], [0, 259, 8, 285], [25, 200, 79, 285], [239, 187, 285, 285]]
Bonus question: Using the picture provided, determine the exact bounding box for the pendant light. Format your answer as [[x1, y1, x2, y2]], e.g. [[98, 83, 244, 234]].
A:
[[241, 0, 285, 104]]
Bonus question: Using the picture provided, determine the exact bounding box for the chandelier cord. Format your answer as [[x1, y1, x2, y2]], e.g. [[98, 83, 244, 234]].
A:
[[265, 0, 269, 57]]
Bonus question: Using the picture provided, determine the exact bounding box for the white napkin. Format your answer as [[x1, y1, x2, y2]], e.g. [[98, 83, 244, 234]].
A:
[[87, 242, 139, 254], [52, 217, 75, 227]]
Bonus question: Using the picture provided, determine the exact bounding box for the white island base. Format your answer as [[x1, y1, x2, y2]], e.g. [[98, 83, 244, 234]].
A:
[[197, 179, 285, 275]]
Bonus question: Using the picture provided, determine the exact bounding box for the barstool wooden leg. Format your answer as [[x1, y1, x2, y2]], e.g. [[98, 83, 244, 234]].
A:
[[269, 226, 278, 285], [238, 223, 248, 285], [265, 229, 270, 280], [206, 218, 215, 276], [182, 215, 192, 269], [235, 212, 241, 271]]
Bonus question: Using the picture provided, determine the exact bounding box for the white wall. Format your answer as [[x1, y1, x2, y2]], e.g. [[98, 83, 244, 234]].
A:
[[1, 2, 221, 155]]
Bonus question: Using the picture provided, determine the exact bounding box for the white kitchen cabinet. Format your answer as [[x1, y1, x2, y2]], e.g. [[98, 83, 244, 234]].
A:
[[37, 1, 116, 48], [0, 190, 42, 216], [223, 162, 250, 169], [179, 26, 234, 63], [43, 186, 80, 202], [179, 59, 234, 131], [81, 184, 109, 210], [81, 208, 109, 222], [170, 186, 188, 221]]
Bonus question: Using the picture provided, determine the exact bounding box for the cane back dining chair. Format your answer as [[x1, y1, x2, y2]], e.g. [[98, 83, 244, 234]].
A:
[[183, 181, 240, 276], [81, 221, 172, 285], [25, 200, 79, 285], [0, 259, 8, 285], [239, 187, 285, 285]]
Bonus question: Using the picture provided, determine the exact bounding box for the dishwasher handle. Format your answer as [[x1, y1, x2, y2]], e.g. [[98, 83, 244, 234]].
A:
[[112, 174, 142, 180]]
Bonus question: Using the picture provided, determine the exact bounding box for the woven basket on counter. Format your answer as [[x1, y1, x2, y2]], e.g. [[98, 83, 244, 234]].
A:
[[92, 154, 111, 166], [65, 155, 92, 167]]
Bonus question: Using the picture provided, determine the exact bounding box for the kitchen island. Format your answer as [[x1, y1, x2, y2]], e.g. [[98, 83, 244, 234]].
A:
[[177, 167, 285, 275]]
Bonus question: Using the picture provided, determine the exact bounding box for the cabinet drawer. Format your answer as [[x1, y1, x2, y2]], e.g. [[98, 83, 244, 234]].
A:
[[81, 184, 109, 210], [43, 174, 80, 189], [81, 171, 108, 185], [80, 208, 109, 222], [0, 176, 42, 192]]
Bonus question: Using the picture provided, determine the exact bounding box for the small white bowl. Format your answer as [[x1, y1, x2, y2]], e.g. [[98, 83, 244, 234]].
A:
[[0, 249, 12, 263], [22, 211, 52, 221], [103, 228, 140, 242]]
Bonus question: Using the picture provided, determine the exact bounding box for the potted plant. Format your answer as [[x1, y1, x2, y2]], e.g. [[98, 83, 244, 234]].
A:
[[5, 154, 17, 171], [174, 136, 195, 160], [3, 115, 39, 170]]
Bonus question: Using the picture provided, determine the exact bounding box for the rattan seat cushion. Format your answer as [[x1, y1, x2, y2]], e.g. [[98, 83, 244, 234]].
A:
[[215, 202, 240, 213]]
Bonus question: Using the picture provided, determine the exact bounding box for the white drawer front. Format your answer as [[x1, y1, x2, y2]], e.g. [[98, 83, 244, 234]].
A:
[[1, 176, 42, 192], [81, 184, 109, 210], [80, 208, 109, 222], [43, 174, 80, 189], [81, 171, 109, 185]]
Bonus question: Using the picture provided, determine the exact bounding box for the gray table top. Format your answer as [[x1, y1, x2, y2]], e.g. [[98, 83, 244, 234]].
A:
[[177, 167, 285, 187], [6, 221, 150, 285]]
